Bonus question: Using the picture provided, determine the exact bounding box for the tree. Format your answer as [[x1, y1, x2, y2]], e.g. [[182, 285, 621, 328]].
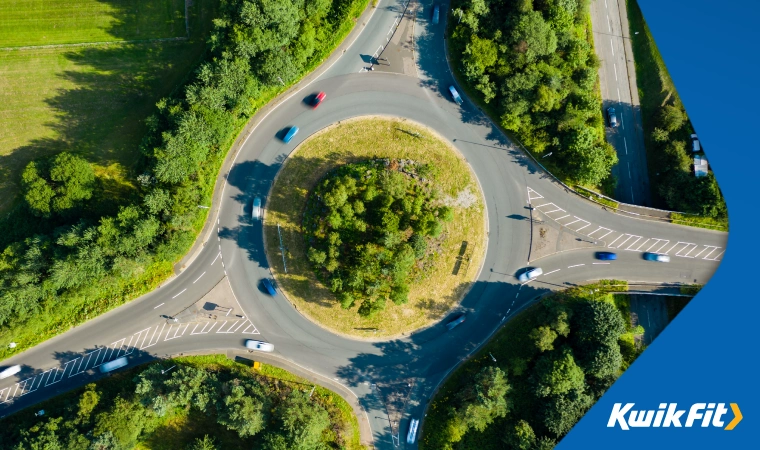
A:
[[267, 390, 331, 450], [510, 10, 558, 63], [659, 104, 686, 132], [217, 381, 269, 437], [652, 127, 669, 143], [188, 435, 218, 450], [530, 326, 558, 352], [456, 366, 511, 432], [503, 420, 536, 450], [571, 300, 626, 349], [582, 341, 622, 378], [21, 153, 96, 217], [532, 346, 586, 397], [540, 389, 594, 436], [77, 384, 101, 422]]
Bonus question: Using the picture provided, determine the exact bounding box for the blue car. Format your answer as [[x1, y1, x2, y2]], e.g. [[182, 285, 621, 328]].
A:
[[262, 279, 277, 296], [282, 126, 299, 143], [595, 252, 617, 261]]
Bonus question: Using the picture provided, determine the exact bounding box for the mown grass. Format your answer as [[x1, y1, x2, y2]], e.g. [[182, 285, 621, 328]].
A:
[[0, 0, 370, 361], [0, 0, 186, 48], [0, 0, 213, 215], [264, 117, 486, 338]]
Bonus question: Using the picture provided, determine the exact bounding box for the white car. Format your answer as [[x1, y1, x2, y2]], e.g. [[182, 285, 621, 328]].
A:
[[245, 340, 274, 352], [0, 365, 21, 379], [252, 197, 262, 220], [518, 267, 543, 282]]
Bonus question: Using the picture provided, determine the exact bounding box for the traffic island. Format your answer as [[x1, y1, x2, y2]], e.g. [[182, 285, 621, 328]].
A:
[[263, 116, 486, 339]]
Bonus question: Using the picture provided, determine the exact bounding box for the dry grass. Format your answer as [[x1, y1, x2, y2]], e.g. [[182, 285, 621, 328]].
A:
[[264, 116, 486, 339]]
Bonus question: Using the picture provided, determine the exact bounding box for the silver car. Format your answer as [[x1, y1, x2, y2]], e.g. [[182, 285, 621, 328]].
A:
[[518, 267, 543, 282], [607, 107, 618, 128], [0, 365, 21, 379], [245, 340, 274, 352]]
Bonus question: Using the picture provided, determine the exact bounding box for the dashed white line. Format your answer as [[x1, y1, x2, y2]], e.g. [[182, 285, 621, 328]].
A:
[[610, 38, 614, 56], [211, 252, 221, 265], [624, 137, 628, 155], [593, 262, 610, 265], [630, 186, 635, 203], [193, 271, 206, 284], [543, 269, 561, 276], [607, 16, 611, 32], [613, 63, 618, 80], [617, 87, 621, 101], [172, 289, 187, 299], [568, 264, 585, 268], [627, 162, 632, 179], [153, 303, 165, 309]]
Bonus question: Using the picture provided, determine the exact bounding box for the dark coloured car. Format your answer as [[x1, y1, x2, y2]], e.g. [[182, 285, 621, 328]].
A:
[[607, 107, 618, 128], [262, 278, 277, 296], [282, 126, 299, 143], [643, 252, 670, 262], [595, 251, 617, 261], [312, 92, 326, 108], [446, 314, 466, 330]]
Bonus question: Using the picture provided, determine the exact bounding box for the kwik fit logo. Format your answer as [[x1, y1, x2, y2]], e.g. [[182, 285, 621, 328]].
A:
[[608, 403, 743, 430]]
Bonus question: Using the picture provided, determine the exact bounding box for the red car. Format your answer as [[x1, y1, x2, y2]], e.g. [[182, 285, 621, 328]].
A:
[[312, 92, 326, 108]]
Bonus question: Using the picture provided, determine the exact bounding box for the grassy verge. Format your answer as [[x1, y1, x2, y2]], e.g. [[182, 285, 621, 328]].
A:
[[0, 0, 213, 215], [0, 0, 186, 47], [574, 186, 620, 209], [0, 354, 364, 450], [264, 117, 486, 338], [0, 0, 370, 361], [670, 213, 728, 231]]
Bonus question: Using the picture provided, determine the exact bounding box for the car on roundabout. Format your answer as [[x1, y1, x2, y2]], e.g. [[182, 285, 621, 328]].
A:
[[595, 251, 617, 261], [282, 126, 299, 143], [311, 92, 326, 108], [643, 252, 670, 262], [262, 278, 277, 296], [252, 197, 262, 220], [245, 340, 274, 352], [446, 314, 466, 331], [518, 267, 543, 282]]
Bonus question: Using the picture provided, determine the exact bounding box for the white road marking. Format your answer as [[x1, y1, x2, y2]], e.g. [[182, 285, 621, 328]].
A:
[[607, 16, 611, 32], [613, 63, 618, 80], [543, 269, 561, 275], [627, 162, 632, 179], [153, 303, 165, 309], [193, 271, 206, 284], [211, 252, 221, 265], [704, 250, 725, 261], [587, 226, 615, 240], [611, 38, 614, 56], [624, 137, 628, 154], [593, 262, 610, 265], [568, 264, 585, 268], [630, 186, 634, 203], [172, 289, 186, 299], [617, 87, 621, 101], [605, 0, 608, 8], [527, 187, 544, 202]]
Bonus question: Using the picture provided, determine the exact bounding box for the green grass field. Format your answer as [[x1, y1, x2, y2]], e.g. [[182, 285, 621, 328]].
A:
[[0, 0, 186, 48], [0, 0, 211, 213]]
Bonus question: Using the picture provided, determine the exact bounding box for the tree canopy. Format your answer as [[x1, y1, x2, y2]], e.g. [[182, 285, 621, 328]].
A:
[[304, 160, 450, 316], [450, 0, 617, 187]]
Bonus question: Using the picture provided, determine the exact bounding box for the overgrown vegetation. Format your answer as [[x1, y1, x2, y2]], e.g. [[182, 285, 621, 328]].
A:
[[448, 0, 617, 189], [304, 160, 451, 317], [0, 0, 369, 360], [421, 284, 644, 449], [626, 0, 727, 225], [0, 355, 364, 449]]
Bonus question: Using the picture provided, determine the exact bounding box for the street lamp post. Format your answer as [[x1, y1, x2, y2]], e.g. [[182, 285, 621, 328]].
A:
[[542, 152, 553, 158], [161, 365, 176, 375]]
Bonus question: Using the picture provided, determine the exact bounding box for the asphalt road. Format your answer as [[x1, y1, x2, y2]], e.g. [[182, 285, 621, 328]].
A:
[[591, 0, 652, 206], [0, 1, 727, 448]]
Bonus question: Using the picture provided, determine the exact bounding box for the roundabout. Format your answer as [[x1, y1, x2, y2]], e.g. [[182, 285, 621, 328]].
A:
[[262, 116, 486, 338], [0, 1, 728, 449]]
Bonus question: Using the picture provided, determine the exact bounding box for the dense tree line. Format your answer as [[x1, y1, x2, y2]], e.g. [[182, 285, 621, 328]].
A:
[[449, 0, 617, 187], [424, 294, 630, 449], [0, 0, 366, 335], [304, 160, 451, 317], [648, 103, 726, 219], [0, 360, 349, 449]]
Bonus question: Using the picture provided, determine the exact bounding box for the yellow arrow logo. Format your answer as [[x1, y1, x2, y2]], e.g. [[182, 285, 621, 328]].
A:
[[724, 403, 742, 430]]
